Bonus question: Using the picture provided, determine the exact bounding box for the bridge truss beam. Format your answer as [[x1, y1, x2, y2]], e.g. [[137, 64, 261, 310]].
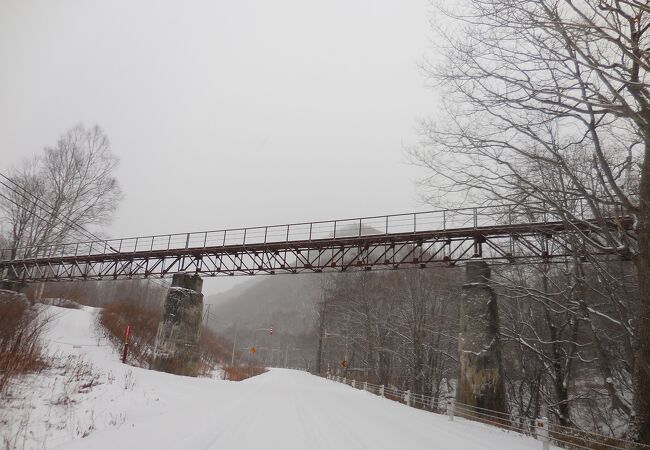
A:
[[0, 218, 633, 282]]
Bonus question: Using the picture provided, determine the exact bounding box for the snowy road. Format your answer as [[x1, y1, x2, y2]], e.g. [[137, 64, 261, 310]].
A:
[[5, 306, 551, 450], [177, 369, 547, 450], [62, 368, 547, 450]]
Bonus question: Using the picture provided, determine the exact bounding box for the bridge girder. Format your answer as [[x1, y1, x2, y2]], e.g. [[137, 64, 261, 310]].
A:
[[0, 218, 634, 282]]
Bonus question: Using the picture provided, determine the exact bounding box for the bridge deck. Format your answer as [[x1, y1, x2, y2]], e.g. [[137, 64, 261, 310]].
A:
[[0, 203, 634, 281]]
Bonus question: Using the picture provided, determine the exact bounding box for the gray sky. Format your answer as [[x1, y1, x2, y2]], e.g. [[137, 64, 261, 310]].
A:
[[0, 0, 438, 295]]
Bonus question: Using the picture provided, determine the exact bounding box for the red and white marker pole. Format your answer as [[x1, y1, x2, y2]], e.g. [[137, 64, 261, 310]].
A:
[[121, 324, 132, 364]]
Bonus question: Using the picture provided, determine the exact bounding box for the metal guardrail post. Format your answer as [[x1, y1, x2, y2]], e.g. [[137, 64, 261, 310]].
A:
[[363, 381, 367, 391], [405, 390, 411, 407], [536, 417, 549, 450], [447, 397, 454, 421], [379, 384, 384, 397]]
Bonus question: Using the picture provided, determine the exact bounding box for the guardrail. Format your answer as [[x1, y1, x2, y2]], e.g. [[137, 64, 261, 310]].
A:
[[325, 374, 648, 450]]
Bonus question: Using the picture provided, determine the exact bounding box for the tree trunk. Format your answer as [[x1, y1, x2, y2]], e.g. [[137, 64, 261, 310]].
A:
[[634, 140, 650, 443], [316, 322, 324, 375]]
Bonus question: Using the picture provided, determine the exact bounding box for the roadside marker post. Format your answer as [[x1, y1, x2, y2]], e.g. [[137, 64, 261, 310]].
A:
[[447, 397, 455, 421], [536, 417, 549, 450], [121, 325, 131, 364]]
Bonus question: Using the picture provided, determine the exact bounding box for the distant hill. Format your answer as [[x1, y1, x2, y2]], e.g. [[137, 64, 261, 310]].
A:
[[204, 274, 324, 368], [205, 274, 322, 334]]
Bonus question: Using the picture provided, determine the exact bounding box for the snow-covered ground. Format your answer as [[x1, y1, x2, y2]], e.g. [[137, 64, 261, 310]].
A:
[[1, 306, 555, 449]]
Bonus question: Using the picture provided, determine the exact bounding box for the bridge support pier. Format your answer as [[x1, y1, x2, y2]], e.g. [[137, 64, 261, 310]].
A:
[[456, 259, 507, 416], [151, 273, 203, 376]]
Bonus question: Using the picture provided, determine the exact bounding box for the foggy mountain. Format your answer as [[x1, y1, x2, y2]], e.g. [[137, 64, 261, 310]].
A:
[[206, 274, 322, 333], [204, 274, 324, 368]]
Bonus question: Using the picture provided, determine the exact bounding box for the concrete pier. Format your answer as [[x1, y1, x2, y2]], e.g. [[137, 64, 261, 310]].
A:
[[151, 273, 203, 376], [456, 259, 507, 415]]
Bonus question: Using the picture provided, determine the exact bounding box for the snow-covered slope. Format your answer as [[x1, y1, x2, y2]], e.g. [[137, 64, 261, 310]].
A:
[[2, 306, 554, 449]]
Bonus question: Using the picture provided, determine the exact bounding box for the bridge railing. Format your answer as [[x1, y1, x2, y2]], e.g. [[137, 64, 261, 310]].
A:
[[0, 199, 595, 262]]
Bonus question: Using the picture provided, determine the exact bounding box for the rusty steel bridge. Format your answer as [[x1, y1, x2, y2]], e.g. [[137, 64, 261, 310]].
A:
[[0, 201, 634, 282]]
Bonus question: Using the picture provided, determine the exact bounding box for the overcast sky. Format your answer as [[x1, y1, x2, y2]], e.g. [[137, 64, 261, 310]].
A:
[[0, 0, 439, 295]]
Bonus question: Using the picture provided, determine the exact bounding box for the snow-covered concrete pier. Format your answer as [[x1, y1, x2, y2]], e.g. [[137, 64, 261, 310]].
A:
[[151, 273, 204, 376]]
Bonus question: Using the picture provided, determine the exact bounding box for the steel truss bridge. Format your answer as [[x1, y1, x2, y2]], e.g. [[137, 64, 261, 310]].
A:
[[0, 202, 634, 282]]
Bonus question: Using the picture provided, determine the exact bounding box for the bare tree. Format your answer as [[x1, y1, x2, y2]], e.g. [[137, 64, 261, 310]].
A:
[[412, 0, 649, 441], [1, 124, 122, 259], [318, 264, 460, 409]]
